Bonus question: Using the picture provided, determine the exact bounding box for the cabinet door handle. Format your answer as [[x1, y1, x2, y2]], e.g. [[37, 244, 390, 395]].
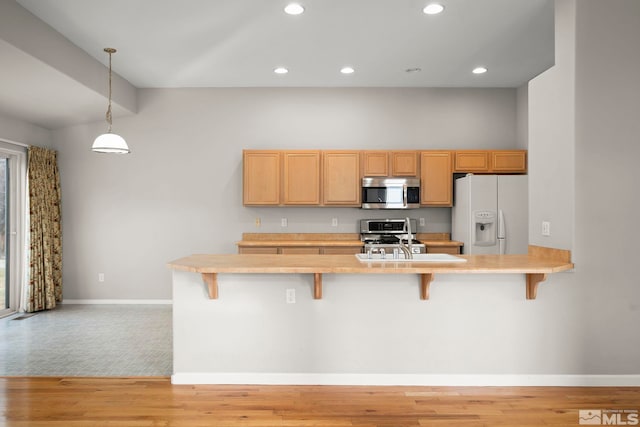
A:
[[403, 184, 407, 207]]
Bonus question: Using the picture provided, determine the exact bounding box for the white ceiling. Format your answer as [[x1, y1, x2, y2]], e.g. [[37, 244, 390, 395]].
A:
[[2, 0, 554, 129]]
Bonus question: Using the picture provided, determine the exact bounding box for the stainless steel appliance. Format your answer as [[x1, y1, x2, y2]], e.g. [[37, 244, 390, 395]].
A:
[[360, 218, 426, 256], [361, 177, 420, 209]]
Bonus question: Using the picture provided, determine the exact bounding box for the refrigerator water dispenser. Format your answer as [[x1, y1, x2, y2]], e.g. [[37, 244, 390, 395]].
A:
[[472, 210, 496, 247]]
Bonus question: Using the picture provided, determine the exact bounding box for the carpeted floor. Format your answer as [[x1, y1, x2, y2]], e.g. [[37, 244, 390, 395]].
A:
[[0, 304, 172, 376]]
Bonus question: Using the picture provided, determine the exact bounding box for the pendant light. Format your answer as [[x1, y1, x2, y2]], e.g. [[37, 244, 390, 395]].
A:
[[92, 48, 130, 154]]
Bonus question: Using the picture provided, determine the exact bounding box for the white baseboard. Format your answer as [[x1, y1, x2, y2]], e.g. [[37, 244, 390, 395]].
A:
[[171, 373, 640, 387], [61, 299, 172, 305]]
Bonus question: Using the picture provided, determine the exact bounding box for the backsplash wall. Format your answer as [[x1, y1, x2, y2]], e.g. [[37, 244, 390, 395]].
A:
[[238, 206, 452, 234]]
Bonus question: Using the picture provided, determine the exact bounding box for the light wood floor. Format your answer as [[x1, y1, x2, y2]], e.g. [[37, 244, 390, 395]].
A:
[[2, 377, 639, 426]]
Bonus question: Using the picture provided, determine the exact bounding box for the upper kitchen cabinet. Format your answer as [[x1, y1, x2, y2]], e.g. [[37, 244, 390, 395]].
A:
[[243, 150, 281, 205], [362, 150, 419, 177], [243, 148, 527, 208], [454, 151, 490, 172], [323, 151, 361, 206], [283, 151, 321, 205], [420, 151, 453, 207], [491, 150, 528, 173], [391, 151, 419, 177], [454, 150, 527, 173], [362, 151, 389, 176]]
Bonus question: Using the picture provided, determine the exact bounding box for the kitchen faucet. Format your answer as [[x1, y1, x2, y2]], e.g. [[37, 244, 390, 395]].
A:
[[400, 217, 413, 259]]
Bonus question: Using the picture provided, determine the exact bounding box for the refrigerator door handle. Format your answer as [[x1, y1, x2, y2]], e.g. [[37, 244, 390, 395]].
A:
[[498, 210, 506, 255]]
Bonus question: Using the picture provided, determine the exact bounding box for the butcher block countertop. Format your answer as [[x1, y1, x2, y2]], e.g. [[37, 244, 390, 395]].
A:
[[168, 245, 573, 301]]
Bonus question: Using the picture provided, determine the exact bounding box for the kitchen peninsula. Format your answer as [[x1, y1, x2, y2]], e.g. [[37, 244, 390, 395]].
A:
[[169, 245, 572, 301], [168, 246, 573, 385]]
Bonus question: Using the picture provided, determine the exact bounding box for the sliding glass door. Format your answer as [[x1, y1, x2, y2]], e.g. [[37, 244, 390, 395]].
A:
[[0, 142, 26, 318], [0, 158, 6, 313]]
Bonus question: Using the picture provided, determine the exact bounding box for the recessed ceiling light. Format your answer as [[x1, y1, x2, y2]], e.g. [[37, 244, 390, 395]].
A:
[[340, 66, 355, 74], [472, 67, 488, 74], [423, 3, 445, 15], [274, 67, 289, 74], [284, 3, 304, 15]]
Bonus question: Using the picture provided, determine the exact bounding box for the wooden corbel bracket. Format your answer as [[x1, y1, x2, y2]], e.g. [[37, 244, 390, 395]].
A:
[[420, 273, 434, 300], [526, 273, 547, 300], [201, 273, 218, 299], [314, 273, 323, 299]]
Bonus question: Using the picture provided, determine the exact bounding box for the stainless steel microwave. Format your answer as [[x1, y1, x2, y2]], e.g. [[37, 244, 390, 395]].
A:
[[361, 177, 420, 209]]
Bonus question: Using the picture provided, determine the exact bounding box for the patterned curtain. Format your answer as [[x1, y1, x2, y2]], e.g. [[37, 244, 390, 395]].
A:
[[26, 146, 62, 312]]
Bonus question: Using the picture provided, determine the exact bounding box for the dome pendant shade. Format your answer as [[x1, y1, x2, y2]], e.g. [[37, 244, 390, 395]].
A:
[[92, 132, 130, 154], [93, 47, 130, 154]]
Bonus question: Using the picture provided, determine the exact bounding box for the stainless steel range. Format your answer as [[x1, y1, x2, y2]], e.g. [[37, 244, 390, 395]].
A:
[[360, 218, 426, 256]]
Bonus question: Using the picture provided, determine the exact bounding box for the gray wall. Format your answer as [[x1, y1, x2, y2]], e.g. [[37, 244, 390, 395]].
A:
[[529, 0, 575, 251], [516, 84, 528, 149], [572, 0, 640, 372], [0, 112, 51, 146], [53, 88, 517, 300], [527, 0, 640, 374]]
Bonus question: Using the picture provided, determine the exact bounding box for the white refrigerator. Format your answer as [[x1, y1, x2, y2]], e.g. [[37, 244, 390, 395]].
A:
[[452, 174, 528, 255]]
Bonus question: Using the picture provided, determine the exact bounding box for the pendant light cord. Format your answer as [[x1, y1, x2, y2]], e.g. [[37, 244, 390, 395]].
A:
[[104, 48, 116, 133]]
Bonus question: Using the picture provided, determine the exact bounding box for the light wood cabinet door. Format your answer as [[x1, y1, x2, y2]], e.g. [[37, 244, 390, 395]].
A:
[[420, 151, 453, 206], [243, 150, 281, 205], [454, 151, 490, 172], [321, 247, 363, 255], [454, 150, 527, 173], [391, 151, 418, 176], [283, 151, 321, 205], [239, 246, 362, 255], [238, 247, 279, 254], [425, 245, 461, 254], [322, 151, 360, 206], [491, 150, 527, 173], [280, 247, 321, 254], [362, 151, 389, 176]]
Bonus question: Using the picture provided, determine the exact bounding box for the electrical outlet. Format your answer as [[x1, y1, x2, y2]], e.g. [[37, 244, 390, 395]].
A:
[[331, 218, 338, 227], [419, 218, 425, 227], [542, 221, 551, 236], [281, 218, 288, 227], [286, 289, 296, 304], [255, 217, 261, 227], [98, 273, 105, 282]]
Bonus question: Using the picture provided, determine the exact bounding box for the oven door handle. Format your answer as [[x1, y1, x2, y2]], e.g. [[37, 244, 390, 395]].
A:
[[403, 184, 407, 207]]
